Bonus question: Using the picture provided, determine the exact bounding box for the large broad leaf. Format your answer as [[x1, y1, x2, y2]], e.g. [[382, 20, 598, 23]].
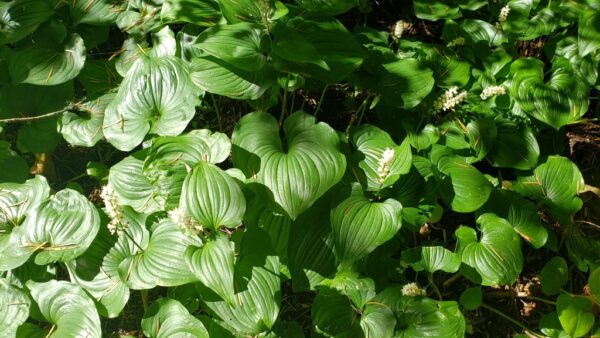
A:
[[185, 234, 236, 304], [378, 58, 435, 109], [579, 8, 600, 57], [461, 19, 506, 46], [196, 22, 266, 72], [65, 222, 129, 318], [190, 56, 276, 100], [478, 189, 547, 249], [456, 213, 523, 286], [401, 246, 461, 274], [351, 125, 412, 191], [59, 93, 114, 147], [104, 55, 199, 151], [437, 155, 493, 213], [76, 59, 121, 99], [115, 27, 177, 77], [244, 196, 292, 261], [160, 0, 221, 26], [70, 0, 122, 26], [232, 111, 346, 220], [4, 189, 100, 270], [330, 184, 402, 270], [271, 18, 365, 84], [218, 0, 274, 24], [589, 267, 600, 304], [0, 142, 28, 183], [557, 294, 595, 338], [180, 161, 246, 229], [0, 0, 53, 44], [540, 257, 568, 296], [295, 0, 358, 15], [0, 82, 73, 119], [502, 1, 557, 41], [116, 218, 201, 289], [109, 154, 162, 214], [142, 298, 209, 338], [0, 278, 30, 338], [509, 57, 589, 130], [197, 229, 280, 336], [9, 34, 86, 86], [514, 156, 584, 225], [486, 120, 539, 170], [413, 0, 461, 21], [27, 280, 101, 338], [375, 287, 466, 337]]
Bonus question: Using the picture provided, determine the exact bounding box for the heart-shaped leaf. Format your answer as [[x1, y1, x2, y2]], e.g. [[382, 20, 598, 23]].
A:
[[351, 124, 412, 191], [514, 156, 584, 225], [104, 55, 199, 151], [456, 213, 523, 286], [379, 58, 435, 109], [59, 93, 114, 147], [437, 155, 493, 213], [114, 26, 176, 77], [142, 298, 209, 338], [486, 120, 539, 170], [180, 161, 246, 229], [402, 246, 461, 274], [185, 234, 236, 304], [108, 154, 162, 214], [557, 294, 595, 338], [232, 111, 346, 220], [330, 184, 402, 269], [0, 278, 30, 337], [27, 280, 101, 338]]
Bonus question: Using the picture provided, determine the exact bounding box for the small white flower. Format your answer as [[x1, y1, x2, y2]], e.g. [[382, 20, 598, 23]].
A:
[[100, 183, 126, 235], [392, 20, 411, 39], [433, 86, 468, 113], [447, 37, 465, 48], [377, 147, 395, 185], [480, 85, 506, 100], [169, 207, 203, 236], [496, 5, 510, 28], [402, 282, 426, 297]]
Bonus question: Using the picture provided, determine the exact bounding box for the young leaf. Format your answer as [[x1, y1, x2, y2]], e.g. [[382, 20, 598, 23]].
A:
[[402, 246, 461, 274], [232, 111, 346, 220], [557, 294, 595, 338]]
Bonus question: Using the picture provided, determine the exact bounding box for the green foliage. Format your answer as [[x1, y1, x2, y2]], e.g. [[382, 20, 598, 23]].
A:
[[0, 0, 598, 337]]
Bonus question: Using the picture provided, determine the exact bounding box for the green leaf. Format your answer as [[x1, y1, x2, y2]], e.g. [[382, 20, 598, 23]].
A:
[[589, 267, 600, 303], [578, 8, 600, 57], [181, 161, 246, 229], [330, 184, 402, 269], [160, 0, 221, 26], [270, 18, 365, 84], [117, 218, 201, 289], [185, 234, 236, 304], [232, 111, 346, 220], [76, 59, 121, 99], [190, 56, 275, 100], [0, 0, 53, 44], [218, 0, 274, 24], [502, 2, 557, 41], [509, 58, 589, 130], [437, 155, 493, 213], [351, 125, 412, 191], [402, 246, 461, 274], [295, 0, 358, 16], [115, 27, 177, 77], [196, 22, 266, 72], [27, 280, 101, 338], [461, 19, 506, 46], [486, 120, 539, 170], [244, 196, 292, 260], [375, 287, 466, 337], [456, 214, 523, 286], [514, 156, 584, 225], [9, 34, 86, 86], [540, 257, 568, 296], [16, 117, 60, 153], [104, 55, 199, 151], [59, 93, 114, 147], [108, 154, 163, 214], [478, 189, 547, 249], [198, 229, 280, 336], [413, 0, 461, 21], [0, 141, 28, 183], [0, 82, 73, 119], [0, 278, 30, 337], [379, 58, 435, 109], [142, 298, 209, 338], [557, 294, 595, 337], [459, 287, 482, 310], [70, 0, 122, 26]]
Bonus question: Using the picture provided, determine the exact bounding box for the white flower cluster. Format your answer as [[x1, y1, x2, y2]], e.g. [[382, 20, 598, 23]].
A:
[[402, 282, 426, 297], [392, 20, 411, 39], [496, 5, 510, 27], [377, 148, 395, 184], [100, 183, 126, 235], [447, 37, 465, 48], [433, 87, 468, 113], [480, 85, 506, 100], [169, 207, 203, 236]]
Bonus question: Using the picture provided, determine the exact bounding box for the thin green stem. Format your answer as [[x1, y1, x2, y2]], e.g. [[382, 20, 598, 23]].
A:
[[141, 289, 149, 312], [480, 303, 544, 338], [356, 94, 372, 126], [442, 272, 462, 287], [210, 94, 223, 131], [427, 273, 442, 300], [279, 74, 291, 126], [122, 229, 144, 253], [290, 90, 296, 114], [527, 296, 556, 306], [314, 85, 328, 117]]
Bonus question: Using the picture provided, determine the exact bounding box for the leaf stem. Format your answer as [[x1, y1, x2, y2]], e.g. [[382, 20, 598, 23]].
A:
[[141, 289, 149, 312], [427, 273, 442, 300], [0, 106, 74, 124], [314, 85, 328, 118], [210, 94, 223, 131], [480, 303, 544, 338], [279, 74, 291, 126], [122, 229, 144, 253]]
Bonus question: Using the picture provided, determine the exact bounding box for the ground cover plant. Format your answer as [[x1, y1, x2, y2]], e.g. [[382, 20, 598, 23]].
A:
[[0, 0, 600, 337]]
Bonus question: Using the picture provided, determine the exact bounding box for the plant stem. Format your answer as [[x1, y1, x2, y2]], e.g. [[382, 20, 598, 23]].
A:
[[427, 273, 442, 300], [480, 303, 544, 338], [0, 106, 73, 123], [279, 74, 291, 126], [123, 229, 144, 253], [356, 94, 372, 126], [210, 94, 223, 131], [141, 289, 149, 312], [442, 272, 462, 287], [314, 85, 328, 118], [290, 91, 296, 114]]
